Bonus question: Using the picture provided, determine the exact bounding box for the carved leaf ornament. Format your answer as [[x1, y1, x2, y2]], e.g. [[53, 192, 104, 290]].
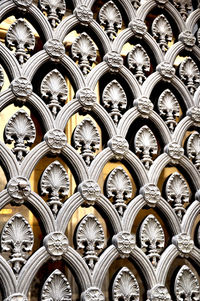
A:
[[152, 15, 173, 53], [4, 109, 36, 162], [106, 167, 132, 216], [99, 1, 122, 41], [1, 213, 34, 274], [39, 0, 66, 28], [166, 172, 190, 222], [140, 214, 165, 267], [73, 118, 100, 166], [41, 69, 68, 118], [41, 269, 72, 301], [179, 57, 200, 95], [6, 18, 35, 64], [40, 161, 69, 216], [187, 132, 200, 171], [102, 80, 127, 125], [76, 214, 104, 270], [128, 44, 150, 84], [72, 32, 97, 75], [173, 0, 192, 21], [112, 267, 140, 301], [134, 125, 158, 170]]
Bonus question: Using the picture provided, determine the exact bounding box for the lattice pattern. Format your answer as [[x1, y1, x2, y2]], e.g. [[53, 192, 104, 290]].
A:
[[0, 0, 200, 300]]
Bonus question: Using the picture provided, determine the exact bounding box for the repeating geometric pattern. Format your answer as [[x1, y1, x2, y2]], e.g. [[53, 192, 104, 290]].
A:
[[0, 0, 200, 300]]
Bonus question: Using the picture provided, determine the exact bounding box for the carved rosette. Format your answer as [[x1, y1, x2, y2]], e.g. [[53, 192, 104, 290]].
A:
[[112, 231, 135, 258], [158, 89, 180, 133], [140, 184, 161, 207], [7, 176, 31, 205], [128, 19, 147, 39], [4, 109, 36, 162], [133, 96, 153, 118], [173, 0, 192, 21], [41, 270, 72, 301], [187, 106, 200, 127], [108, 136, 129, 160], [166, 172, 190, 222], [99, 1, 122, 41], [39, 0, 66, 28], [102, 80, 127, 125], [178, 30, 196, 51], [78, 180, 101, 205], [152, 15, 172, 53], [164, 142, 184, 164], [156, 62, 175, 82], [1, 213, 34, 274], [76, 88, 97, 110], [112, 267, 140, 301], [40, 161, 69, 216], [13, 0, 32, 11], [172, 233, 194, 256], [44, 232, 68, 260], [128, 44, 150, 85], [74, 5, 93, 26], [6, 18, 35, 64], [81, 288, 105, 301], [104, 52, 123, 73], [11, 77, 33, 104], [41, 69, 68, 118], [147, 285, 171, 301], [44, 39, 65, 61], [175, 266, 200, 301], [72, 33, 96, 75], [0, 65, 4, 91], [44, 129, 67, 154], [187, 132, 200, 170], [140, 215, 165, 267], [106, 167, 132, 216], [76, 214, 104, 270], [179, 57, 200, 95], [4, 293, 28, 301], [73, 118, 100, 166], [134, 125, 158, 170]]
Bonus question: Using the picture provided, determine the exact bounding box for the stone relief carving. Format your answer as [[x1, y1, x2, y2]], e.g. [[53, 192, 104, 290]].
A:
[[40, 161, 69, 216], [140, 184, 161, 207], [71, 33, 96, 76], [112, 267, 140, 301], [164, 142, 184, 164], [129, 18, 147, 39], [178, 30, 196, 51], [76, 87, 97, 110], [41, 269, 72, 301], [172, 0, 192, 21], [102, 80, 127, 125], [13, 0, 33, 11], [166, 172, 190, 222], [152, 15, 172, 53], [0, 65, 4, 91], [4, 293, 28, 301], [172, 233, 194, 256], [41, 69, 68, 118], [81, 288, 104, 301], [74, 5, 93, 26], [43, 232, 68, 260], [133, 96, 153, 118], [128, 44, 150, 85], [6, 18, 35, 64], [134, 125, 158, 170], [179, 57, 200, 95], [103, 51, 123, 73], [76, 214, 104, 270], [44, 39, 65, 61], [140, 214, 165, 267], [106, 167, 132, 216], [1, 213, 34, 274], [187, 132, 200, 171], [7, 176, 31, 205], [78, 180, 101, 205], [158, 89, 180, 133], [99, 1, 122, 41], [44, 129, 67, 154], [187, 106, 200, 126], [147, 285, 171, 301], [4, 109, 36, 162], [73, 118, 100, 166], [112, 232, 135, 258], [108, 135, 129, 160], [197, 28, 200, 47], [39, 0, 66, 28], [174, 265, 200, 301], [11, 77, 33, 104], [156, 62, 175, 82]]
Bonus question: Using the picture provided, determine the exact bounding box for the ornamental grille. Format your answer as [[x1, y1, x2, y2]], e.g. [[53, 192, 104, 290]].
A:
[[0, 0, 200, 300]]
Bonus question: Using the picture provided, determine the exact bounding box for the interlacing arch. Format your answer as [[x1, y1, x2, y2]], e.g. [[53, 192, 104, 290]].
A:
[[0, 0, 200, 300]]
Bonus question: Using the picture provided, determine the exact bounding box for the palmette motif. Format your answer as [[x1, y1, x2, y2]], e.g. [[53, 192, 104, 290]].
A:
[[39, 0, 66, 28]]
